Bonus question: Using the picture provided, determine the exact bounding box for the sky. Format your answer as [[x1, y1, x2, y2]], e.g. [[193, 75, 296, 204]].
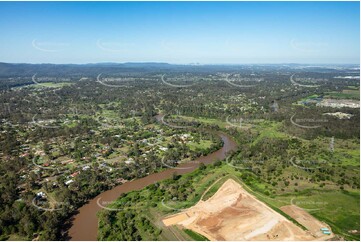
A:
[[0, 1, 359, 64]]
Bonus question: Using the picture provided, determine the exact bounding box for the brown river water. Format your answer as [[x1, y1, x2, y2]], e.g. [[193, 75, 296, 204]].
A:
[[67, 116, 237, 240]]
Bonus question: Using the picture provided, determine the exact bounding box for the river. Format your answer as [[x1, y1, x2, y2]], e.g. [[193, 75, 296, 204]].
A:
[[67, 116, 237, 240]]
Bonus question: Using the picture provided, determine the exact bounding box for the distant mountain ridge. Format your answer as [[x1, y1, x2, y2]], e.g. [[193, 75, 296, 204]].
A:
[[0, 62, 178, 77], [0, 62, 358, 77]]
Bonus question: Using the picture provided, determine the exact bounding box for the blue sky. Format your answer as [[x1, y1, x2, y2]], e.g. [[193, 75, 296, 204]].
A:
[[0, 1, 359, 64]]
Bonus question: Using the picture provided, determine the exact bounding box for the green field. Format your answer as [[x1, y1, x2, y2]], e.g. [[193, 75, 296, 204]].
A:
[[294, 94, 322, 106], [169, 115, 228, 128], [183, 229, 209, 241], [325, 89, 360, 99], [252, 120, 289, 145], [187, 140, 213, 151], [34, 82, 74, 88], [347, 86, 359, 90]]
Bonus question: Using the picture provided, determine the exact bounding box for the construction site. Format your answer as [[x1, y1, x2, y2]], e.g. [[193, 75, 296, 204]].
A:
[[162, 179, 333, 241]]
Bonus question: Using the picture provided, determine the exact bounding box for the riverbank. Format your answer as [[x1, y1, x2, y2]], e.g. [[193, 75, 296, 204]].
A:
[[66, 123, 237, 240]]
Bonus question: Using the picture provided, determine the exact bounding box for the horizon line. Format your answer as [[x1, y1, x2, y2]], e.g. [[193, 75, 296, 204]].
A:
[[1, 61, 360, 66]]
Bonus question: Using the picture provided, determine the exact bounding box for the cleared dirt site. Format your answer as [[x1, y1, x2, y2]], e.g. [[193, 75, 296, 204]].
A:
[[162, 179, 333, 241]]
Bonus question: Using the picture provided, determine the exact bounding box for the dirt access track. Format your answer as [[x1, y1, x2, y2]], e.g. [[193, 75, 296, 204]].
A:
[[162, 179, 333, 241]]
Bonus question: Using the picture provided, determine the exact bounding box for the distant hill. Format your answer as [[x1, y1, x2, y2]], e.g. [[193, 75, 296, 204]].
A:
[[0, 62, 177, 77]]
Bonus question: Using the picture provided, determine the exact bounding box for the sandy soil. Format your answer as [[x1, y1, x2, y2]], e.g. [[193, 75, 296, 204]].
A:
[[163, 213, 190, 226], [162, 179, 331, 241], [280, 205, 333, 240]]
